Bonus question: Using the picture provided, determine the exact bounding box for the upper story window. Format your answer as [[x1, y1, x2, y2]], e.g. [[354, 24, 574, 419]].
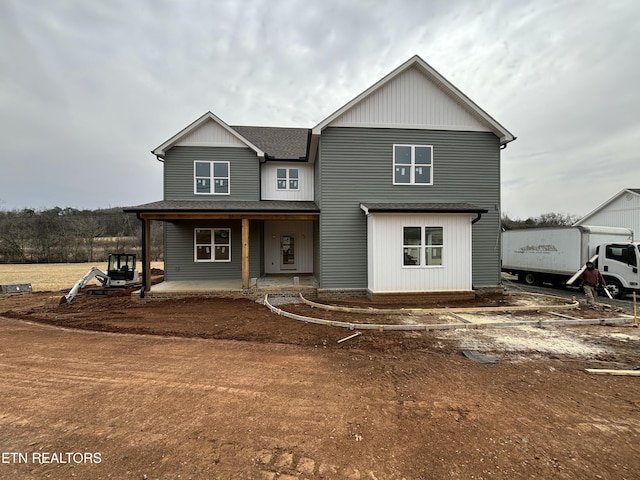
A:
[[403, 226, 443, 266], [276, 168, 299, 190], [393, 145, 433, 185], [194, 161, 230, 195]]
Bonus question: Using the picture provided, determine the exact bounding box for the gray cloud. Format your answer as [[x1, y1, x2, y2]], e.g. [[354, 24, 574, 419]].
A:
[[1, 0, 638, 219]]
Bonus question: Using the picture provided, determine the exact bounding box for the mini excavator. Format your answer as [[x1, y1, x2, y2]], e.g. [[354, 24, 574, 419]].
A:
[[58, 253, 140, 304]]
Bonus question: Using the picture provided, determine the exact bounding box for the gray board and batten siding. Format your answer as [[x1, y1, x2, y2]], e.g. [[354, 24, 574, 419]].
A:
[[163, 146, 260, 201], [316, 127, 502, 289], [164, 219, 263, 282]]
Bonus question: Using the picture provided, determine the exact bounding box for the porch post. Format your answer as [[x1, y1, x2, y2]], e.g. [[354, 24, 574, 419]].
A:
[[242, 218, 249, 289], [143, 217, 152, 294], [136, 214, 152, 297]]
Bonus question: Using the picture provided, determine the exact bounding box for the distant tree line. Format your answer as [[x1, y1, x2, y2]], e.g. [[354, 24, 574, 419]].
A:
[[0, 206, 580, 263], [501, 212, 581, 231], [0, 207, 163, 264]]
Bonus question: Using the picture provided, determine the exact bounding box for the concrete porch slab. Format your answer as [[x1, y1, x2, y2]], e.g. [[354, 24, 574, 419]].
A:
[[142, 276, 318, 299]]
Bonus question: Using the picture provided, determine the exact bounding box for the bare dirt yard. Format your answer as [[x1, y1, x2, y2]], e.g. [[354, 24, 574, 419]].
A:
[[1, 286, 640, 480]]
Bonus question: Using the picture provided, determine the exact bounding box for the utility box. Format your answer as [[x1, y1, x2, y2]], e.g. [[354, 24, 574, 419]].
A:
[[1, 284, 33, 293]]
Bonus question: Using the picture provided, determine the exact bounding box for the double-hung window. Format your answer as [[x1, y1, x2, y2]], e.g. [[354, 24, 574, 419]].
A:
[[403, 226, 443, 266], [276, 168, 299, 190], [393, 145, 433, 185], [194, 161, 230, 195], [195, 228, 231, 262]]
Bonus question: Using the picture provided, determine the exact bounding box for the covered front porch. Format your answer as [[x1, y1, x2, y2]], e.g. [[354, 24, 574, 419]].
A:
[[124, 200, 320, 298]]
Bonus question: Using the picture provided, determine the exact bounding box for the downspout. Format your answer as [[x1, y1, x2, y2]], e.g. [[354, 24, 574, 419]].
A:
[[136, 212, 146, 299], [472, 212, 482, 224]]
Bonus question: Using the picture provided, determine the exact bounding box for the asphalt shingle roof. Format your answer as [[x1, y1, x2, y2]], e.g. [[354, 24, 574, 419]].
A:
[[231, 126, 310, 160], [124, 200, 319, 213], [360, 202, 488, 213]]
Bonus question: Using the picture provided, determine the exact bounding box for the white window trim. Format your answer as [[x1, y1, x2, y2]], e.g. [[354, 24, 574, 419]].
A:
[[392, 144, 433, 185], [194, 160, 230, 195], [402, 225, 443, 268], [194, 228, 231, 262], [276, 167, 300, 191]]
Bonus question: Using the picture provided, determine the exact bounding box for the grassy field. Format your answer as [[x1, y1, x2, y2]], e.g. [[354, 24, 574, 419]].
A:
[[0, 262, 164, 292]]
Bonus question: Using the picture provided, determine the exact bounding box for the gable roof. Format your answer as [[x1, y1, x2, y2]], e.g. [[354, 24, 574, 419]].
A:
[[231, 126, 310, 160], [153, 55, 514, 163], [574, 188, 640, 225], [310, 55, 515, 160], [152, 111, 265, 159]]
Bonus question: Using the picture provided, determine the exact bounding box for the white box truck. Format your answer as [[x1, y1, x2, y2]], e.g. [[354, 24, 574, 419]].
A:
[[501, 225, 640, 298]]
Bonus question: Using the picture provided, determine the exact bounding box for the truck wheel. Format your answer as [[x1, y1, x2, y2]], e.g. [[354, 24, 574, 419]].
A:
[[604, 278, 625, 299], [520, 272, 539, 286]]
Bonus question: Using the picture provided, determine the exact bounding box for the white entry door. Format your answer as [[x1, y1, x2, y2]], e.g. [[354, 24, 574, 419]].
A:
[[264, 221, 313, 274], [280, 235, 296, 270]]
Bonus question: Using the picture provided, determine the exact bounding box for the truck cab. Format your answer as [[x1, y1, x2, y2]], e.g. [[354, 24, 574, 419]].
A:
[[597, 243, 640, 298]]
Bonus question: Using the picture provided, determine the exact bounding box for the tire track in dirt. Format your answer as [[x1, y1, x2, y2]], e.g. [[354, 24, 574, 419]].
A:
[[0, 361, 268, 398], [3, 310, 640, 479], [0, 317, 410, 479]]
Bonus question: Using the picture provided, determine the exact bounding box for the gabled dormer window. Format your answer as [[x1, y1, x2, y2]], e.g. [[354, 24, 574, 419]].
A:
[[393, 145, 433, 185], [195, 161, 230, 195], [276, 168, 299, 190]]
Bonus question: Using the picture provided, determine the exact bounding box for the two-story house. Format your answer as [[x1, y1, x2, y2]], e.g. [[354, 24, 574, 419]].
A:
[[126, 55, 515, 299]]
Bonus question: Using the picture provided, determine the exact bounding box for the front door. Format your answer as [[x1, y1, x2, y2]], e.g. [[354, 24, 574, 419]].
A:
[[280, 235, 296, 270]]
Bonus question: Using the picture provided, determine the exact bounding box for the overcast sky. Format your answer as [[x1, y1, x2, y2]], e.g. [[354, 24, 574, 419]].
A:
[[1, 0, 638, 219]]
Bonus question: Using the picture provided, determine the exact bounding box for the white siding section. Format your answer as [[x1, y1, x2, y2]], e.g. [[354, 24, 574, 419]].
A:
[[261, 162, 314, 201], [578, 192, 640, 239], [175, 119, 247, 148], [367, 213, 473, 292], [264, 221, 314, 274], [332, 66, 491, 131]]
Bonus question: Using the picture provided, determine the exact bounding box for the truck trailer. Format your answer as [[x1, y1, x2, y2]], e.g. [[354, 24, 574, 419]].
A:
[[501, 225, 639, 298]]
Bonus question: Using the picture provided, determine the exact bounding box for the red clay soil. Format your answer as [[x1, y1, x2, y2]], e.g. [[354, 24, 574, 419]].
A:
[[0, 290, 639, 479]]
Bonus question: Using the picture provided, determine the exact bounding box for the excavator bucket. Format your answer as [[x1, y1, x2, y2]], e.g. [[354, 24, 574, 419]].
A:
[[45, 295, 68, 306]]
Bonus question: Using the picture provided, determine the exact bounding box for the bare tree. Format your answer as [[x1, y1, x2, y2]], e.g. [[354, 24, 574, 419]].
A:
[[74, 215, 106, 263], [502, 212, 582, 230]]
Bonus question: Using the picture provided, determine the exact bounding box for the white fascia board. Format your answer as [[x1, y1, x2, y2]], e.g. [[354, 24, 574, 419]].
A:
[[414, 58, 515, 145], [312, 56, 414, 135], [152, 111, 265, 158], [574, 189, 636, 225], [312, 55, 515, 145], [308, 134, 320, 163]]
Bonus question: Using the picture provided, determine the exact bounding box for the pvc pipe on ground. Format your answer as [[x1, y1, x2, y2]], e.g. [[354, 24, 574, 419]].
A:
[[263, 294, 633, 332]]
